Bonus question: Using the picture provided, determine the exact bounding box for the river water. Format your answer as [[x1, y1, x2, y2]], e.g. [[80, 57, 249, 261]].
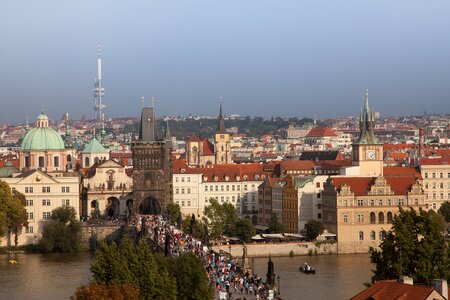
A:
[[0, 252, 372, 300]]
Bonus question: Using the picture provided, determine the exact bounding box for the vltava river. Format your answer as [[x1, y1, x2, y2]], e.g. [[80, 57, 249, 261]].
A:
[[0, 252, 372, 300]]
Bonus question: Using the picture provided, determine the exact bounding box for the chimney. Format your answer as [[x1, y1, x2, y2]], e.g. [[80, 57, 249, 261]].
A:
[[431, 279, 448, 300], [399, 275, 414, 285]]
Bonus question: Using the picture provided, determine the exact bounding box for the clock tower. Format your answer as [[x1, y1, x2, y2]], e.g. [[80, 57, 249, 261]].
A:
[[352, 90, 383, 176]]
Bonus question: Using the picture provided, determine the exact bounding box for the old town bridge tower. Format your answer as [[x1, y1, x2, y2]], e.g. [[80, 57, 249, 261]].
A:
[[131, 105, 172, 215]]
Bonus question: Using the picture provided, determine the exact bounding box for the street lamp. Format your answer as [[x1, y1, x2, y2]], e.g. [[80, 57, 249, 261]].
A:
[[277, 275, 281, 295]]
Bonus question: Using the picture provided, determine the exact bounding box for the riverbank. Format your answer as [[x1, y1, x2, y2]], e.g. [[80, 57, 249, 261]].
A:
[[212, 241, 337, 258]]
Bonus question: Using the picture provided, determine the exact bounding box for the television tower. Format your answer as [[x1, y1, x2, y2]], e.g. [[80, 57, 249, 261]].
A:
[[93, 44, 106, 122]]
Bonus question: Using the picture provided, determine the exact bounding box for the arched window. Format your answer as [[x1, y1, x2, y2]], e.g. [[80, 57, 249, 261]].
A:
[[54, 156, 59, 168], [379, 231, 385, 240], [387, 212, 393, 223], [370, 231, 375, 240], [359, 231, 364, 241], [370, 212, 376, 224], [85, 157, 90, 167], [378, 212, 384, 224], [94, 157, 100, 164]]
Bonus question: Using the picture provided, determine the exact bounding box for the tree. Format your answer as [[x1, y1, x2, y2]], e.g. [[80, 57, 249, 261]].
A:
[[173, 252, 214, 300], [370, 208, 449, 285], [235, 218, 256, 243], [71, 283, 140, 300], [268, 213, 285, 233], [203, 198, 238, 239], [40, 206, 81, 252], [183, 214, 206, 241], [305, 220, 324, 241], [0, 180, 27, 247], [438, 201, 450, 222], [90, 238, 177, 300], [166, 203, 181, 226]]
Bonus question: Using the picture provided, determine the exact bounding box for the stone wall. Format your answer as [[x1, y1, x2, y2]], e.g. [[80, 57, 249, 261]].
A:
[[212, 242, 337, 258], [80, 225, 123, 250]]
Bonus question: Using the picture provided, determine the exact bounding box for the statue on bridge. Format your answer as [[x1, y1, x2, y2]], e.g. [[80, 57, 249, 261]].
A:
[[266, 255, 275, 286]]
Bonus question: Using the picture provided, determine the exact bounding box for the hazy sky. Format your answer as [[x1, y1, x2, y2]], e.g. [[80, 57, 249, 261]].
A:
[[1, 1, 450, 123]]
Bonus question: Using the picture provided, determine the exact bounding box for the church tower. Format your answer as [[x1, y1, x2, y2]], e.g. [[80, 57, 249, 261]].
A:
[[352, 90, 384, 176], [132, 101, 172, 215], [214, 100, 232, 164]]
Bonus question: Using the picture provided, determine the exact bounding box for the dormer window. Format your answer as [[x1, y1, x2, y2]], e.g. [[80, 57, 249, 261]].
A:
[[236, 176, 241, 181], [255, 175, 259, 180], [225, 176, 229, 181], [243, 175, 248, 180], [214, 176, 218, 182], [203, 176, 208, 182]]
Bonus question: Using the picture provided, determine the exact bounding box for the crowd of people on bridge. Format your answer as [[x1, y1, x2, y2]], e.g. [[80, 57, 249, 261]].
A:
[[130, 214, 274, 299]]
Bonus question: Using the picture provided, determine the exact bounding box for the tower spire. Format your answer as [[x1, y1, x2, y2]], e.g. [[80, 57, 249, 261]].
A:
[[354, 88, 380, 145], [93, 43, 105, 122], [216, 97, 226, 133]]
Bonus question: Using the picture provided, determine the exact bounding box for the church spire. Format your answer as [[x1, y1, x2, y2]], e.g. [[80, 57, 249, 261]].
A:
[[355, 89, 380, 145], [216, 97, 226, 134]]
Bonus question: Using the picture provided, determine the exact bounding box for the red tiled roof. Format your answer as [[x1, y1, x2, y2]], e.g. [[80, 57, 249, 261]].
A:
[[383, 144, 415, 150], [332, 175, 418, 196], [420, 158, 450, 166], [389, 152, 409, 160], [203, 140, 215, 156], [351, 280, 437, 300], [383, 167, 421, 179], [305, 126, 338, 137], [280, 160, 316, 171]]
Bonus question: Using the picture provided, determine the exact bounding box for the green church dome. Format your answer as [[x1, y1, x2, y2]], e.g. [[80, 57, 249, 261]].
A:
[[21, 112, 65, 151]]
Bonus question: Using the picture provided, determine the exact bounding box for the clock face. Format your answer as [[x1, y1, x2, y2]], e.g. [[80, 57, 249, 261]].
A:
[[367, 151, 376, 160]]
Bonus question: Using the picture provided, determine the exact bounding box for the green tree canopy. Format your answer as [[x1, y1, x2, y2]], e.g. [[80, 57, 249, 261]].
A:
[[203, 198, 237, 239], [0, 180, 27, 247], [90, 238, 177, 300], [438, 201, 450, 222], [370, 208, 449, 285], [268, 213, 285, 234], [173, 252, 214, 300], [166, 203, 182, 226], [305, 220, 324, 241], [235, 218, 256, 243], [182, 214, 206, 241], [40, 206, 81, 252]]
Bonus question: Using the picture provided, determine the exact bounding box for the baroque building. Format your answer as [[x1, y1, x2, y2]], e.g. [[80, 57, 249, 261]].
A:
[[214, 102, 232, 164], [131, 106, 172, 215], [322, 91, 425, 253]]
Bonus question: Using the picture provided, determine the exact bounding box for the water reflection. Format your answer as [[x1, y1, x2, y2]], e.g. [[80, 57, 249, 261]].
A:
[[0, 253, 372, 300]]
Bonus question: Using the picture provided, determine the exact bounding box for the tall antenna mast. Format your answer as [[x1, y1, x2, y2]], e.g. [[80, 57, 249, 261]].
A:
[[93, 43, 106, 122]]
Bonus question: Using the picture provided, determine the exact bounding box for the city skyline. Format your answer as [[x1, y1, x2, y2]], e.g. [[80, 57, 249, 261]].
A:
[[1, 1, 450, 123]]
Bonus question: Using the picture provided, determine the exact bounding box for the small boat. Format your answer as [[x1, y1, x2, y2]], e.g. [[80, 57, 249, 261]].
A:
[[299, 264, 316, 274], [8, 259, 18, 265]]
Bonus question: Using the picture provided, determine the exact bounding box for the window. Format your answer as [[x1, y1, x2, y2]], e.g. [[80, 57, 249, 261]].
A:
[[62, 199, 70, 206], [378, 212, 384, 224], [398, 199, 404, 205], [232, 196, 235, 202], [379, 231, 385, 240], [42, 187, 50, 193], [42, 199, 51, 206], [387, 212, 393, 223], [370, 231, 375, 240], [181, 201, 185, 206], [379, 199, 383, 206], [215, 186, 218, 191], [181, 177, 184, 182], [244, 185, 248, 191], [432, 173, 436, 178], [226, 185, 229, 191], [210, 186, 213, 191], [85, 157, 90, 167], [357, 214, 364, 223], [424, 173, 428, 178], [221, 196, 224, 202], [440, 193, 444, 199], [343, 214, 348, 223], [62, 186, 70, 193], [175, 188, 179, 194], [221, 185, 224, 191], [440, 183, 444, 189], [205, 186, 208, 192], [237, 185, 241, 191], [43, 212, 51, 219], [175, 177, 179, 183], [318, 213, 322, 219], [317, 193, 321, 199], [54, 156, 60, 168], [39, 156, 45, 168], [25, 187, 34, 193], [370, 212, 376, 224], [26, 199, 34, 206], [26, 226, 34, 234], [187, 201, 191, 206], [27, 212, 34, 220], [316, 182, 321, 188], [181, 188, 185, 194], [440, 173, 443, 178], [448, 172, 450, 178], [187, 177, 190, 182], [232, 185, 235, 191], [359, 231, 364, 241], [187, 188, 191, 194], [357, 199, 364, 206]]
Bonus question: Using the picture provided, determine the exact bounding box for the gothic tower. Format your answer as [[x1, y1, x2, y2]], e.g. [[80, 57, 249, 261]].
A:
[[132, 103, 173, 215], [214, 100, 232, 164], [352, 89, 384, 176]]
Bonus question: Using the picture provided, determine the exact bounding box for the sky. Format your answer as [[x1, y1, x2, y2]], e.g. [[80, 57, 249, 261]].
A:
[[1, 1, 450, 123]]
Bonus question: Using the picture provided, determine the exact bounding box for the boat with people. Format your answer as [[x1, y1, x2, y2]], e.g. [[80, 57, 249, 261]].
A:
[[299, 263, 316, 274]]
